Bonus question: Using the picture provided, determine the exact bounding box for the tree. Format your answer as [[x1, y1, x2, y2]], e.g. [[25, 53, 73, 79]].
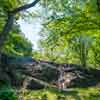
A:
[[38, 0, 100, 68], [2, 26, 33, 57], [0, 0, 40, 51], [0, 0, 40, 86]]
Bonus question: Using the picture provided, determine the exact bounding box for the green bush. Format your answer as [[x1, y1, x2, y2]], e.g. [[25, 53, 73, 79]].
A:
[[0, 86, 18, 100], [41, 94, 48, 100], [57, 95, 66, 100]]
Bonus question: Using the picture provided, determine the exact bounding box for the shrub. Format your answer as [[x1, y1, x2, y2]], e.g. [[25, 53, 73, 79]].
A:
[[41, 94, 48, 100], [0, 86, 18, 100], [57, 95, 66, 100]]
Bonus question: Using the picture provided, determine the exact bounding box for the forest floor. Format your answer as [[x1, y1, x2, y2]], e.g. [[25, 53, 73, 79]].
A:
[[19, 86, 100, 100]]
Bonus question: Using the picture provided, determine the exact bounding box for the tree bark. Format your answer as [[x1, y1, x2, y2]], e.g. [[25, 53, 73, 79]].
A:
[[0, 13, 14, 47], [11, 0, 40, 14]]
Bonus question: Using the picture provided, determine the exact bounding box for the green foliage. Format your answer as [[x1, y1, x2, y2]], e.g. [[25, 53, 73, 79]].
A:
[[41, 94, 48, 100], [0, 0, 33, 56], [0, 0, 23, 32], [57, 95, 66, 100], [69, 35, 95, 67], [0, 0, 100, 96], [2, 32, 33, 56], [38, 0, 100, 68], [0, 0, 33, 57], [92, 37, 100, 68], [0, 86, 17, 100], [0, 0, 33, 88], [19, 87, 100, 100]]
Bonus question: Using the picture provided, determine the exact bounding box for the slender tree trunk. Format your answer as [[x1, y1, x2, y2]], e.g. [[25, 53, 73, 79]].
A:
[[0, 13, 14, 48]]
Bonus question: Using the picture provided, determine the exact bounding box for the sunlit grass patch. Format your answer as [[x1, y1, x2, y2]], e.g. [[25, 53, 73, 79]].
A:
[[19, 87, 100, 100]]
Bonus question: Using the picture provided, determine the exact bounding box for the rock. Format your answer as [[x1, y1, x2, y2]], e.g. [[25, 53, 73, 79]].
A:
[[26, 79, 44, 90]]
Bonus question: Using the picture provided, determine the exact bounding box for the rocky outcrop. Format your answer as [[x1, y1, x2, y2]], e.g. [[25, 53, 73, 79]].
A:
[[0, 54, 100, 89]]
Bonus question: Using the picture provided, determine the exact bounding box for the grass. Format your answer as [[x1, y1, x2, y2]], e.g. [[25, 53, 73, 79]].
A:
[[18, 86, 100, 100]]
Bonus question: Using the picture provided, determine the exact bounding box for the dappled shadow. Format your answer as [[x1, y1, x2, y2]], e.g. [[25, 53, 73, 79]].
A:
[[47, 88, 82, 100], [17, 86, 100, 100], [47, 87, 100, 100]]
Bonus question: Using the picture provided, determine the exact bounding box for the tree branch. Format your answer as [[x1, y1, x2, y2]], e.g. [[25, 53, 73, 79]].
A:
[[11, 0, 40, 14]]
